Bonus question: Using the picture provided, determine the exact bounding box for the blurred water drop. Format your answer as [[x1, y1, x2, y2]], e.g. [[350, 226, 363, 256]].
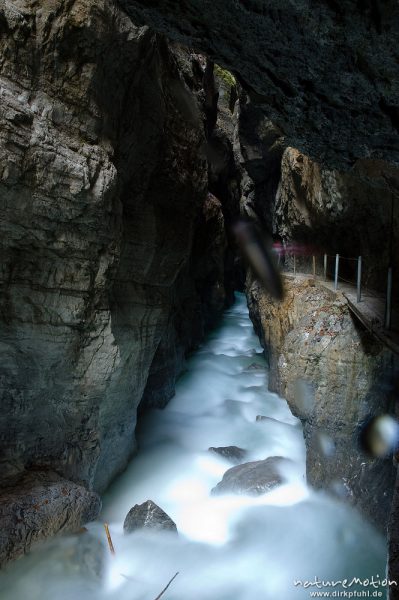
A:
[[316, 431, 336, 458], [359, 415, 399, 457], [293, 379, 315, 418], [337, 526, 356, 546], [330, 479, 353, 501], [232, 219, 284, 301]]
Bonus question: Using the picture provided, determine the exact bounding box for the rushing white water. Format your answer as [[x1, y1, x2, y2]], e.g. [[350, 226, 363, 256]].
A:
[[0, 293, 386, 600]]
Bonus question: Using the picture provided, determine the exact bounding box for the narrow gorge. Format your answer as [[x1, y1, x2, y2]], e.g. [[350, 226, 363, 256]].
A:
[[0, 1, 398, 599]]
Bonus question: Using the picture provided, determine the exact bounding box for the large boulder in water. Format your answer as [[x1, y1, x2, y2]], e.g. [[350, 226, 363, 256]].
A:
[[211, 457, 291, 496], [0, 470, 101, 567], [208, 446, 247, 464], [123, 500, 177, 534]]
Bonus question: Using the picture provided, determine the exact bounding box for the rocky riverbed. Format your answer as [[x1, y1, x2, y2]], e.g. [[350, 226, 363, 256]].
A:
[[0, 294, 386, 600]]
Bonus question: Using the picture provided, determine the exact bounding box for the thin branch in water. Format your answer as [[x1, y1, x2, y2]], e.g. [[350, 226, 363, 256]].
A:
[[103, 522, 115, 556], [153, 572, 179, 600]]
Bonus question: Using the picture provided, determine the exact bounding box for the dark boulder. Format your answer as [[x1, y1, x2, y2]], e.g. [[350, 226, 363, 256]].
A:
[[211, 456, 291, 496], [0, 471, 101, 567], [208, 446, 247, 464], [123, 500, 177, 534]]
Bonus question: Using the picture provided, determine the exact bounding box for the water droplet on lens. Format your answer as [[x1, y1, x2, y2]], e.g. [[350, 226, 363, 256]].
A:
[[359, 415, 399, 457], [316, 431, 335, 458], [293, 379, 315, 417], [330, 479, 353, 501]]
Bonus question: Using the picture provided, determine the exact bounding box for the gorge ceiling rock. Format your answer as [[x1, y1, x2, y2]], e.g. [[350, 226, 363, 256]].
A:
[[123, 500, 177, 534], [117, 0, 399, 169]]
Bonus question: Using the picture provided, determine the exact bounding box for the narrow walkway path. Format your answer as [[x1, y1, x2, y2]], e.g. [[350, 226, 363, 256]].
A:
[[285, 273, 399, 356]]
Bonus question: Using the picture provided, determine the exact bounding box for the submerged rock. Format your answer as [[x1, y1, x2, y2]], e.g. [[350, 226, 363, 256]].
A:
[[0, 471, 101, 567], [211, 457, 291, 496], [30, 531, 104, 580], [208, 446, 247, 464], [245, 363, 264, 371], [123, 500, 177, 534], [256, 415, 284, 425]]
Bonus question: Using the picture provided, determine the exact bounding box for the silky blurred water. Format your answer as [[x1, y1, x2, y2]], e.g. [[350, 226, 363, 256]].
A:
[[0, 293, 387, 600]]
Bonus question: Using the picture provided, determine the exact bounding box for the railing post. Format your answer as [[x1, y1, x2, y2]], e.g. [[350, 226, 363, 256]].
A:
[[324, 253, 327, 281], [293, 254, 296, 276], [334, 254, 339, 291], [312, 255, 316, 279], [357, 256, 362, 303], [385, 267, 393, 330]]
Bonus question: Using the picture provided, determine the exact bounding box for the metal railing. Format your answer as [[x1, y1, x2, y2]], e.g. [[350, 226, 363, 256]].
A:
[[286, 252, 394, 331]]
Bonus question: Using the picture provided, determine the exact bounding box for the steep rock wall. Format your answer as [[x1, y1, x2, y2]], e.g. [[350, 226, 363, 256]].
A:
[[0, 0, 228, 545], [234, 92, 285, 231], [247, 275, 397, 531]]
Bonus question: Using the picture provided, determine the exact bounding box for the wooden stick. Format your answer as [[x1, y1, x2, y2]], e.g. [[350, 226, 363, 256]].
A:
[[104, 523, 115, 555], [153, 572, 179, 600]]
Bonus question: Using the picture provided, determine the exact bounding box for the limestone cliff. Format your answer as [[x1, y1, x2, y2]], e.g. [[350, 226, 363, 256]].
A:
[[0, 0, 231, 563], [247, 275, 397, 531]]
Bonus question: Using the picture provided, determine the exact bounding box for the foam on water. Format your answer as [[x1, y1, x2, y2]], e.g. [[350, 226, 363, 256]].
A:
[[0, 293, 386, 600]]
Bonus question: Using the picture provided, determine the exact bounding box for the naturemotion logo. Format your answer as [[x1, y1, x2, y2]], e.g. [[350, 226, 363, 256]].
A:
[[293, 575, 397, 598]]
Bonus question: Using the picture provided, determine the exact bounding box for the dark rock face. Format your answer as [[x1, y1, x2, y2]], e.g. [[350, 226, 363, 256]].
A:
[[235, 94, 285, 230], [0, 471, 101, 566], [0, 0, 230, 498], [247, 276, 397, 531], [117, 0, 399, 168], [139, 192, 229, 413], [211, 456, 290, 496], [273, 148, 399, 295], [123, 500, 177, 534], [208, 446, 247, 464]]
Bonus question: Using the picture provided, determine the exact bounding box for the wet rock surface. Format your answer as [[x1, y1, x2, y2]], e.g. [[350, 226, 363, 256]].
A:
[[208, 446, 247, 464], [0, 0, 235, 564], [123, 500, 177, 534], [211, 456, 291, 496], [247, 276, 397, 530], [0, 0, 229, 497], [0, 471, 101, 567], [118, 0, 399, 168]]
